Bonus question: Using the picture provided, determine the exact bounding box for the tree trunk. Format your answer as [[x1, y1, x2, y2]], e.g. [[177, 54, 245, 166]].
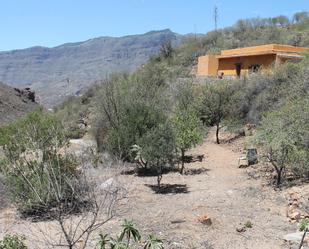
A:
[[180, 149, 185, 174], [276, 166, 283, 186], [216, 123, 220, 144], [272, 162, 284, 187], [157, 163, 162, 192]]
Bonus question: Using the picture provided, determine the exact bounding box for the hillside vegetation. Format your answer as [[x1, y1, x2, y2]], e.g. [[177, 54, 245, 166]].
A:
[[54, 11, 309, 186], [0, 11, 309, 248]]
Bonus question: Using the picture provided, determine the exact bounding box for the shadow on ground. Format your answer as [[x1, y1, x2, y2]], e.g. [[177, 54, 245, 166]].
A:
[[184, 167, 210, 175], [145, 183, 189, 194], [121, 167, 180, 177]]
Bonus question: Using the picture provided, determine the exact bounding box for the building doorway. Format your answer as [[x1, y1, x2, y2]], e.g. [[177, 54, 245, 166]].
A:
[[235, 63, 242, 77]]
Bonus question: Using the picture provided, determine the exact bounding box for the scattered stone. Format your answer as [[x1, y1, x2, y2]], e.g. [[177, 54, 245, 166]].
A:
[[198, 215, 212, 226], [236, 226, 246, 233], [170, 219, 186, 224], [99, 178, 118, 192]]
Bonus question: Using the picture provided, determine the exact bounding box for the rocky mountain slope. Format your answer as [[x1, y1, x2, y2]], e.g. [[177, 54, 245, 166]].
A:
[[0, 29, 182, 107], [0, 82, 38, 125]]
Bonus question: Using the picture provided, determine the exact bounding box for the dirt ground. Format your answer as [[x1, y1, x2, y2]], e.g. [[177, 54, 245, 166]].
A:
[[0, 128, 305, 248]]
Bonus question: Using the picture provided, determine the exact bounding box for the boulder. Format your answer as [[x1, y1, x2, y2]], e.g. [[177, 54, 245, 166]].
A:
[[247, 148, 258, 165], [99, 178, 119, 193]]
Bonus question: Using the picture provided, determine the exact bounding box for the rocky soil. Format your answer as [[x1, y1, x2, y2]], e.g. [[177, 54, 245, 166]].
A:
[[0, 128, 308, 248]]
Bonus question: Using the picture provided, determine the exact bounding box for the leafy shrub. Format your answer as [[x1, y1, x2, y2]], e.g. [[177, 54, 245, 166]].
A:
[[254, 98, 309, 185], [299, 219, 309, 232], [0, 109, 80, 215], [98, 220, 164, 249], [0, 234, 27, 249]]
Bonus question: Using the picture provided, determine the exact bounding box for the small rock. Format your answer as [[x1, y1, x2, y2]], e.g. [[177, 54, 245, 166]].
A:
[[236, 226, 246, 233], [198, 215, 212, 226], [99, 178, 118, 192]]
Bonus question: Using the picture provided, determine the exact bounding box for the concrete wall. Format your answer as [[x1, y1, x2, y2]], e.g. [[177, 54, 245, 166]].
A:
[[197, 55, 218, 76], [218, 54, 276, 76]]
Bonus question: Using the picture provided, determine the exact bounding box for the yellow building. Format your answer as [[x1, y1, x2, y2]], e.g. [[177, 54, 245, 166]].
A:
[[197, 44, 309, 77]]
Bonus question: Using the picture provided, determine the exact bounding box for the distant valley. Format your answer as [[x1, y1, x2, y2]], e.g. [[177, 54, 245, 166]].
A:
[[0, 29, 182, 107]]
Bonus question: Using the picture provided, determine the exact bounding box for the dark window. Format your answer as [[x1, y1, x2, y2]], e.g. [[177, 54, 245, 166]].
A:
[[235, 63, 242, 77], [249, 64, 261, 73]]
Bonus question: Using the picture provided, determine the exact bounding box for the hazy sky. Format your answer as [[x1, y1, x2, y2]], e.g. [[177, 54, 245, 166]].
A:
[[0, 0, 308, 51]]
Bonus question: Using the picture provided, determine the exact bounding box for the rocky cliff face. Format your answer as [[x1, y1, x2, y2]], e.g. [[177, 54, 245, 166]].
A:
[[0, 29, 182, 107], [0, 82, 38, 125]]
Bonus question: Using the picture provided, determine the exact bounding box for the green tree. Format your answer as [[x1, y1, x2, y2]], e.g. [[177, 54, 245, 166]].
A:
[[200, 81, 232, 144], [159, 40, 174, 60], [138, 122, 175, 190], [254, 98, 309, 186], [293, 11, 309, 23], [173, 110, 202, 174]]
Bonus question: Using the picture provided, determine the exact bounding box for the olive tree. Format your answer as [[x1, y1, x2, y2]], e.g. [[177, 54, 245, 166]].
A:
[[173, 110, 202, 174], [138, 122, 175, 190], [200, 81, 232, 144]]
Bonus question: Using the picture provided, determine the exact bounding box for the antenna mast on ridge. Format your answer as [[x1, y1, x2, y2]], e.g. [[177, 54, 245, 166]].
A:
[[213, 5, 218, 31]]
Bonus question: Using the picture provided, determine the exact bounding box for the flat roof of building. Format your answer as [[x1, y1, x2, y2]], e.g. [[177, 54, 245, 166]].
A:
[[219, 44, 309, 57]]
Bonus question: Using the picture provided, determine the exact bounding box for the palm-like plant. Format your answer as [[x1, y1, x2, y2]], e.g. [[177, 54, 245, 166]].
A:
[[110, 236, 128, 249], [119, 219, 141, 246], [144, 234, 164, 249], [98, 232, 110, 249]]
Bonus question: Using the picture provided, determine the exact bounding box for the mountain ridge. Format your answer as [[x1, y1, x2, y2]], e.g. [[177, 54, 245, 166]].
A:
[[0, 29, 182, 107]]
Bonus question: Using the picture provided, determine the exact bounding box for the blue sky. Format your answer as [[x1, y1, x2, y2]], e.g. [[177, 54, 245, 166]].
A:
[[0, 0, 308, 51]]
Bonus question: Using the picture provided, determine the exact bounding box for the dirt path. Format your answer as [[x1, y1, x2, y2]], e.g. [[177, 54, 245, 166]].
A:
[[0, 128, 296, 248], [114, 128, 294, 248]]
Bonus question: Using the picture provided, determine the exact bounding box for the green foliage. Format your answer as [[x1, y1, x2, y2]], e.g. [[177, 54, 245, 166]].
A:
[[173, 110, 202, 151], [144, 235, 164, 249], [0, 108, 66, 158], [254, 98, 309, 185], [98, 220, 164, 249], [119, 219, 141, 246], [173, 109, 202, 174], [138, 122, 176, 187], [54, 94, 90, 139], [0, 109, 80, 215], [200, 81, 233, 144], [244, 221, 253, 228], [299, 219, 309, 232], [95, 73, 170, 161], [0, 234, 27, 249], [98, 233, 110, 249], [138, 122, 175, 167]]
